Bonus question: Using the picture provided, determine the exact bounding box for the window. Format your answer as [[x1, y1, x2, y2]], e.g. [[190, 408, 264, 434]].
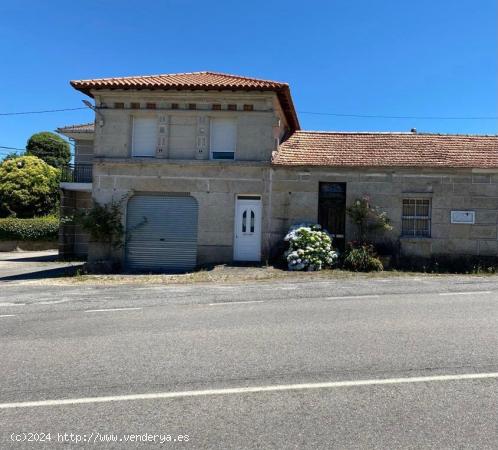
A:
[[243, 104, 254, 111], [227, 104, 237, 111], [171, 103, 179, 110], [242, 210, 247, 232], [402, 198, 431, 237], [210, 118, 236, 160], [188, 103, 196, 110], [114, 102, 125, 109], [211, 104, 221, 110], [132, 117, 157, 157], [130, 102, 140, 109], [146, 103, 156, 109]]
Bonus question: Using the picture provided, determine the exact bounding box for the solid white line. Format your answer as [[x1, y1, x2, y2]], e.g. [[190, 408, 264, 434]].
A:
[[84, 307, 143, 313], [439, 291, 492, 296], [208, 300, 265, 306], [0, 303, 25, 307], [324, 295, 380, 300], [0, 314, 15, 318], [1, 372, 497, 410]]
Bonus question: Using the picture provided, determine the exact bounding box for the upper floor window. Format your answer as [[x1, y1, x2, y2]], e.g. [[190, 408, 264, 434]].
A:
[[132, 117, 157, 157], [402, 198, 431, 237], [210, 118, 236, 160]]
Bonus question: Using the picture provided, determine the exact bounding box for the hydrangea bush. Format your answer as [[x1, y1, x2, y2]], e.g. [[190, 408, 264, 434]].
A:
[[284, 224, 338, 271]]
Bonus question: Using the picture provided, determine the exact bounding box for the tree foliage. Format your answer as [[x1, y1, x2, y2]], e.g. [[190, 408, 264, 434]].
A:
[[26, 131, 70, 168], [0, 156, 60, 218]]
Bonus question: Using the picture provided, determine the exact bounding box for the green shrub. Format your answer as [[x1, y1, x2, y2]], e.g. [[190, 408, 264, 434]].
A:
[[73, 200, 124, 248], [0, 216, 59, 241], [26, 131, 70, 168], [0, 155, 60, 218], [284, 223, 339, 271], [343, 242, 384, 272]]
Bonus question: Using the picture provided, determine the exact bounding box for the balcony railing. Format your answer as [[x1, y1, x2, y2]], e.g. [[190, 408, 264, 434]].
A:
[[61, 164, 93, 183]]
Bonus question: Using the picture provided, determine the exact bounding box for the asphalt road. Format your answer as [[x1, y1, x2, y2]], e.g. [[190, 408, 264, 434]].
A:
[[1, 275, 498, 448]]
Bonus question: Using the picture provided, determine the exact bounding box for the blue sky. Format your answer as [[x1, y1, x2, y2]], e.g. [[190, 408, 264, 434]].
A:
[[0, 0, 496, 157]]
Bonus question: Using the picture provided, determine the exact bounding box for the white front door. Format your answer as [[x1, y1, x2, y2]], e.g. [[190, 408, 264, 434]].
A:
[[234, 197, 262, 261]]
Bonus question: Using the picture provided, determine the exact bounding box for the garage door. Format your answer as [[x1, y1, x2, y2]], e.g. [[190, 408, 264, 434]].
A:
[[125, 195, 198, 272]]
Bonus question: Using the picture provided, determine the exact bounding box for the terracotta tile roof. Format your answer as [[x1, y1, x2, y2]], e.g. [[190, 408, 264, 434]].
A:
[[70, 71, 299, 131], [56, 122, 95, 134], [273, 131, 498, 169]]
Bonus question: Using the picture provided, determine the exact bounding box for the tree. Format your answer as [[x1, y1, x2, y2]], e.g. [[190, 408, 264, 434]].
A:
[[26, 131, 70, 168], [0, 155, 60, 218]]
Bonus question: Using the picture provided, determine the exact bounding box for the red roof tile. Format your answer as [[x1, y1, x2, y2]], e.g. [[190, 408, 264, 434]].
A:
[[273, 131, 498, 169], [70, 71, 299, 130], [56, 122, 95, 134]]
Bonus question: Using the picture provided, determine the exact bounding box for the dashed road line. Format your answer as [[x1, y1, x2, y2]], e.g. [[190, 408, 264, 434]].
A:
[[0, 314, 16, 318], [324, 295, 380, 300], [84, 307, 143, 313], [439, 291, 492, 296], [208, 300, 265, 306]]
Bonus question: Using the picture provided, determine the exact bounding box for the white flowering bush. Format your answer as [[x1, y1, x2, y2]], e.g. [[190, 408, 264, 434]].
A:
[[284, 223, 339, 271]]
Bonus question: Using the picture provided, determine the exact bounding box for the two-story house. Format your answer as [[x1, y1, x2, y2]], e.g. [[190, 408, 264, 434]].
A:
[[58, 71, 498, 271]]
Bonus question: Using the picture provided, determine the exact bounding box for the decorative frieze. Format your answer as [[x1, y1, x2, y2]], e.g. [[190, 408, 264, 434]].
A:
[[195, 116, 209, 160], [156, 115, 169, 158]]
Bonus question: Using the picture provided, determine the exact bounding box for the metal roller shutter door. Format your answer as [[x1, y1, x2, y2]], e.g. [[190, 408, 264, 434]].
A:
[[125, 195, 198, 272]]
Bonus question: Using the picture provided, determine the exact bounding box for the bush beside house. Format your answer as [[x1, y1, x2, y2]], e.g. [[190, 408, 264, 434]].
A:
[[284, 224, 338, 271]]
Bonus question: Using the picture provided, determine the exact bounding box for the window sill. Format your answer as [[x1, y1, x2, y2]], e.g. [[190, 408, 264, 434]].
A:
[[400, 236, 432, 241]]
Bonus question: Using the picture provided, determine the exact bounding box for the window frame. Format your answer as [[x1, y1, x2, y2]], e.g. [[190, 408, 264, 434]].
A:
[[401, 198, 432, 238], [209, 117, 237, 161]]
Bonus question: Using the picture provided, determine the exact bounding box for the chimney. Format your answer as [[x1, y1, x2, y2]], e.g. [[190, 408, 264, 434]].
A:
[[411, 128, 417, 133]]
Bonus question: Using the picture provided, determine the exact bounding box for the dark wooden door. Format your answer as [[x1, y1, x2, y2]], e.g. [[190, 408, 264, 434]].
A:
[[318, 182, 347, 251]]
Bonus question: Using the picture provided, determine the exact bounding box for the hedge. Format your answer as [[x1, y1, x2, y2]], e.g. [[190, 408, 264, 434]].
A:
[[0, 216, 59, 241]]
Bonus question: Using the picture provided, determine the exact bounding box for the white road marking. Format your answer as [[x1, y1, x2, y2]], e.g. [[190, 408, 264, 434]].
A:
[[84, 307, 143, 313], [208, 300, 265, 306], [439, 291, 492, 296], [324, 295, 380, 300], [1, 372, 497, 410], [0, 303, 25, 307], [0, 314, 15, 318], [38, 299, 72, 305]]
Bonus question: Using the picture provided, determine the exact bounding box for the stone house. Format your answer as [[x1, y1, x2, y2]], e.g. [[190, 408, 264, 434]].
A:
[[57, 71, 498, 271]]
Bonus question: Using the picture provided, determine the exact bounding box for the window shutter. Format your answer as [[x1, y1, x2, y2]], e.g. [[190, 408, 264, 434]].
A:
[[132, 117, 158, 157], [210, 118, 236, 159]]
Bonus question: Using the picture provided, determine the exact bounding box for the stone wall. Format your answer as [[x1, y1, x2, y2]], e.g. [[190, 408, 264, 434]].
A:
[[89, 163, 498, 268], [59, 189, 92, 259], [270, 167, 498, 258], [91, 90, 285, 162], [91, 160, 272, 267]]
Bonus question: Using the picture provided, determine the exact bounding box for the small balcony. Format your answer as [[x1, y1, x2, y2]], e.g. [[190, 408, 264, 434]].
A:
[[61, 164, 93, 183]]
